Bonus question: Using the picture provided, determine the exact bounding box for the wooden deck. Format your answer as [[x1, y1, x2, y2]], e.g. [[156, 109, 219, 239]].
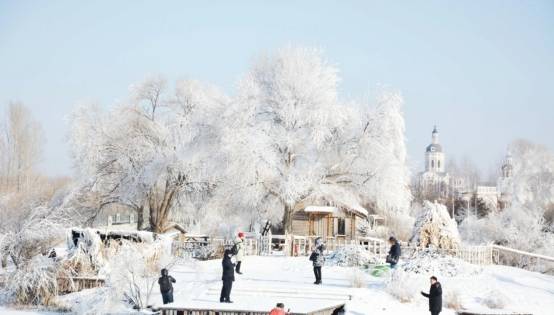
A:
[[159, 303, 345, 315]]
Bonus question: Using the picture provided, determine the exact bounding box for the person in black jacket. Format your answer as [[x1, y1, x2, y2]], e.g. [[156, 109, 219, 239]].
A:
[[309, 238, 325, 285], [220, 249, 235, 303], [158, 268, 176, 304], [386, 236, 401, 268], [421, 276, 442, 315]]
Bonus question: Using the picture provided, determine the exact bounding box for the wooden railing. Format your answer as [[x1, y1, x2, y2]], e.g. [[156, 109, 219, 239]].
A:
[[491, 244, 554, 273], [57, 276, 105, 294], [171, 234, 554, 273], [172, 237, 259, 259], [159, 303, 345, 315]]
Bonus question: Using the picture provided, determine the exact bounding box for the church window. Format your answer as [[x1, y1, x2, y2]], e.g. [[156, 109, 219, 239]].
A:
[[431, 160, 434, 168], [438, 160, 441, 168]]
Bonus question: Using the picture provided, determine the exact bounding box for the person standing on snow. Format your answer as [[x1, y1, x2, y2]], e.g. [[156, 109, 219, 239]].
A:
[[158, 268, 176, 304], [269, 302, 290, 315], [220, 249, 235, 303], [386, 236, 401, 268], [233, 232, 245, 274], [309, 237, 325, 284], [421, 276, 443, 315]]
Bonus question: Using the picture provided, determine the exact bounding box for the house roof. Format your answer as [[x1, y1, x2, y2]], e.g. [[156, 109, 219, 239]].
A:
[[304, 206, 338, 213]]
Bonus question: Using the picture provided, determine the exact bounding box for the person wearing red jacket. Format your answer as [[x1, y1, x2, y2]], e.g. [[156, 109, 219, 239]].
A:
[[269, 303, 289, 315]]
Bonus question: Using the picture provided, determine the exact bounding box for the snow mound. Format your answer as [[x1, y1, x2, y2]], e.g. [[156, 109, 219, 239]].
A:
[[410, 201, 461, 250], [399, 249, 481, 277], [326, 245, 380, 267]]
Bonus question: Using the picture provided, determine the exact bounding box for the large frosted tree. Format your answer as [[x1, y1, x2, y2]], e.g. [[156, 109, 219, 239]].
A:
[[225, 47, 411, 232], [70, 77, 226, 232]]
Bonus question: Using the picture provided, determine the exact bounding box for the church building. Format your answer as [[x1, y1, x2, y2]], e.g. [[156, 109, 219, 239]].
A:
[[417, 126, 451, 199]]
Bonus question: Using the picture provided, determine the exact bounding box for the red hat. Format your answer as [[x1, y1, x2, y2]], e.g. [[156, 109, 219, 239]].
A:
[[238, 232, 245, 238]]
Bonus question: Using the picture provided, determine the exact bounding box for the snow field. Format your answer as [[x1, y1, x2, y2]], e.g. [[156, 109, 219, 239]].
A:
[[147, 256, 554, 315]]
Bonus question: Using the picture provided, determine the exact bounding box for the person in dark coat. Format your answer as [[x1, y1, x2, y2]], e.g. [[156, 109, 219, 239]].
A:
[[309, 237, 325, 285], [158, 268, 176, 304], [220, 249, 235, 303], [421, 276, 442, 315], [386, 236, 401, 268]]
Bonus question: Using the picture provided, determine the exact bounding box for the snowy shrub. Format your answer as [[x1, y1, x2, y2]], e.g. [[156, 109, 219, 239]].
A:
[[5, 255, 70, 306], [348, 268, 367, 288], [326, 245, 380, 267], [481, 289, 508, 309], [385, 269, 422, 303], [410, 201, 460, 250], [0, 206, 67, 268], [444, 288, 463, 310], [106, 240, 173, 310], [63, 228, 105, 276], [400, 249, 481, 277]]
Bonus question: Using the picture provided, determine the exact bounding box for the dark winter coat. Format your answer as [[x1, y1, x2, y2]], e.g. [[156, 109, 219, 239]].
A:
[[222, 255, 235, 282], [422, 282, 442, 313], [158, 275, 176, 293], [387, 241, 401, 265], [309, 245, 325, 267]]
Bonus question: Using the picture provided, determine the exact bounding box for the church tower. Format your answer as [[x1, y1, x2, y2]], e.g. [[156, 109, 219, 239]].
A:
[[425, 126, 445, 173], [501, 152, 513, 178]]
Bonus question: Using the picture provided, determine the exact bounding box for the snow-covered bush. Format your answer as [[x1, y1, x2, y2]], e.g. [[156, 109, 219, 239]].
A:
[[4, 255, 70, 306], [444, 288, 463, 310], [481, 289, 508, 309], [0, 206, 68, 269], [410, 201, 460, 250], [326, 245, 380, 267], [63, 229, 105, 276], [106, 240, 173, 310], [385, 269, 422, 303], [399, 249, 481, 277], [348, 268, 367, 288]]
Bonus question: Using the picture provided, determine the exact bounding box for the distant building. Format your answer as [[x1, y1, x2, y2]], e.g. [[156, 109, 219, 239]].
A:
[[417, 126, 450, 199], [416, 126, 516, 213], [497, 151, 514, 207]]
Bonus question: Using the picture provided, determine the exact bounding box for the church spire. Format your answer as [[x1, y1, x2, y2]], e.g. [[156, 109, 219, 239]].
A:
[[432, 125, 439, 144]]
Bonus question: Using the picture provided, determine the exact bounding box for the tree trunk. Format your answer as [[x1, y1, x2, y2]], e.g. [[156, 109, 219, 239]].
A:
[[1, 255, 7, 269], [282, 203, 294, 234], [136, 205, 145, 230]]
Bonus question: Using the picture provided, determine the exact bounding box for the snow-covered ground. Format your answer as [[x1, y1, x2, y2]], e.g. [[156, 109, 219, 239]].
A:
[[5, 255, 554, 314], [157, 256, 554, 315]]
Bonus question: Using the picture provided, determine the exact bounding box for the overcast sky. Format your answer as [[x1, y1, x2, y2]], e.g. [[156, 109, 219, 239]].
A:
[[1, 1, 553, 177]]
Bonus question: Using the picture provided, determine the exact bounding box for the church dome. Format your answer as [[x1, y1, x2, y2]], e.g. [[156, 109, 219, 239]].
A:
[[426, 143, 443, 152]]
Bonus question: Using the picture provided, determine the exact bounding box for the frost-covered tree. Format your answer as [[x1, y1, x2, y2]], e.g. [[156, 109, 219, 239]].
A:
[[460, 140, 554, 258], [224, 47, 347, 232], [70, 77, 227, 232], [225, 47, 411, 232], [0, 102, 43, 193], [333, 90, 412, 214]]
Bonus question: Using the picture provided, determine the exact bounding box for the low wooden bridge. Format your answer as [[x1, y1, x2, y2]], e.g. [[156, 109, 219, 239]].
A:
[[158, 286, 349, 315], [158, 303, 345, 315]]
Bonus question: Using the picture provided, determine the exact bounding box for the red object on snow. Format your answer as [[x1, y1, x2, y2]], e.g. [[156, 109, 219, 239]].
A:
[[269, 308, 287, 315], [238, 232, 245, 238]]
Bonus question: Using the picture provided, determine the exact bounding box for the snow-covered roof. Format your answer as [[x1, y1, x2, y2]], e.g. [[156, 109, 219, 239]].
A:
[[299, 184, 369, 218], [350, 204, 368, 217], [304, 206, 337, 213]]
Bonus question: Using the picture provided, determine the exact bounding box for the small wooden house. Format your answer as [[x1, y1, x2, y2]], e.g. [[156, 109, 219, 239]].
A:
[[291, 205, 368, 240]]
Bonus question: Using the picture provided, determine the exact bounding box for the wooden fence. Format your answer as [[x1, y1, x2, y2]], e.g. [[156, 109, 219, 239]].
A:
[[57, 276, 106, 294], [170, 234, 554, 273], [172, 237, 258, 259]]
